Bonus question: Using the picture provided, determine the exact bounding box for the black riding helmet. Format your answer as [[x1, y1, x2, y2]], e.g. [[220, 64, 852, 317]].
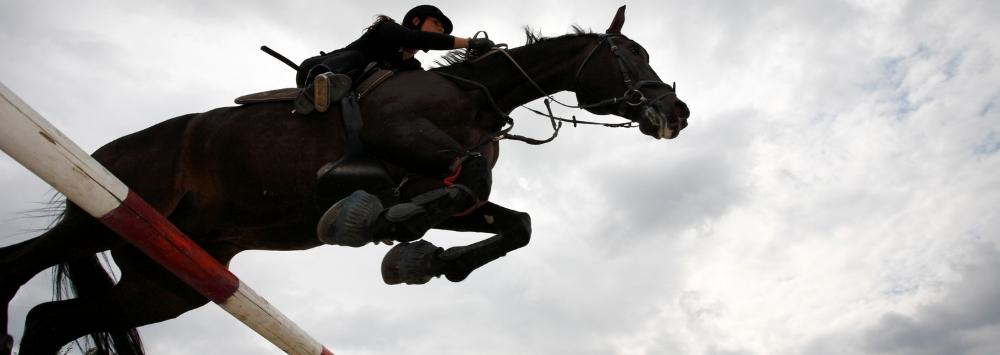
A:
[[403, 5, 453, 34]]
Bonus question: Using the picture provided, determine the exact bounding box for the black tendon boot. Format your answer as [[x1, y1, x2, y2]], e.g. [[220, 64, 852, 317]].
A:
[[379, 184, 478, 241], [317, 184, 478, 247]]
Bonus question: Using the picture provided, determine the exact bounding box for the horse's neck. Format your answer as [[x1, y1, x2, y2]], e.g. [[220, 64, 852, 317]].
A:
[[444, 36, 596, 111]]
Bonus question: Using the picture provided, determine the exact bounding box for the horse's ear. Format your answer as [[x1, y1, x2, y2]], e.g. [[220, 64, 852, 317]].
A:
[[605, 5, 626, 34]]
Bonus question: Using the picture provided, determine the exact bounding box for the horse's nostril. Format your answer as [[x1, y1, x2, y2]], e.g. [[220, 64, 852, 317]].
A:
[[674, 101, 690, 119]]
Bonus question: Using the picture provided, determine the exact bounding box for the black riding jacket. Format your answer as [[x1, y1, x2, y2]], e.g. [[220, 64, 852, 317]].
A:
[[343, 21, 455, 71]]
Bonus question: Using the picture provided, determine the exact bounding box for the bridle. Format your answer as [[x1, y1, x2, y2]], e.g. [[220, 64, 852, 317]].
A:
[[571, 34, 677, 115], [433, 33, 678, 145]]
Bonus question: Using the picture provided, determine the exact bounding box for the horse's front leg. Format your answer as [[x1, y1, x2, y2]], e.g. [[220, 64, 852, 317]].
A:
[[380, 202, 531, 285], [317, 142, 494, 248]]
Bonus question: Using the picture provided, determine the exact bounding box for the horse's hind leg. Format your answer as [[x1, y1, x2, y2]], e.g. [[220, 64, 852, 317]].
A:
[[0, 212, 121, 287], [2, 334, 10, 355], [1, 211, 126, 352], [17, 245, 211, 355], [381, 202, 531, 284]]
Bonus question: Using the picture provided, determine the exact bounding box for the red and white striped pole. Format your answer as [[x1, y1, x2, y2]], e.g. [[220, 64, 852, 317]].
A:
[[0, 81, 333, 355]]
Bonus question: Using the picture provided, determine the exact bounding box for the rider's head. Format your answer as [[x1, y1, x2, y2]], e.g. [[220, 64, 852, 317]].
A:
[[403, 5, 453, 34]]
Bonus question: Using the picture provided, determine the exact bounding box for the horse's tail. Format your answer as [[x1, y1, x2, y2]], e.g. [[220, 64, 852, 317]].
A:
[[54, 255, 145, 355]]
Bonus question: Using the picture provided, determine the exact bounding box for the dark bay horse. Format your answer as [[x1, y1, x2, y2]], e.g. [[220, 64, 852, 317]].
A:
[[1, 7, 689, 354]]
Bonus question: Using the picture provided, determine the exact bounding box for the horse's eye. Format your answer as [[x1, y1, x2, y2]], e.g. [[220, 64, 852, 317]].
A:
[[630, 46, 648, 60]]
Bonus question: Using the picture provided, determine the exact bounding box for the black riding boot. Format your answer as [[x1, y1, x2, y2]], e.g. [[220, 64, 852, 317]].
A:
[[317, 184, 479, 247], [293, 68, 352, 115], [313, 72, 353, 113]]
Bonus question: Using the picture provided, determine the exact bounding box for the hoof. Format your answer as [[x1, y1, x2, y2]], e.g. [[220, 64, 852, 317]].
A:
[[381, 240, 442, 285], [317, 190, 383, 247]]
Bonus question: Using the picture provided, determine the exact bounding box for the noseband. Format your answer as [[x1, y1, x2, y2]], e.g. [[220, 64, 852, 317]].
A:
[[573, 34, 676, 114]]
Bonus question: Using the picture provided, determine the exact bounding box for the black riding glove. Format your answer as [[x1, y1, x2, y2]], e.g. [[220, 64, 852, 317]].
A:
[[468, 38, 495, 53]]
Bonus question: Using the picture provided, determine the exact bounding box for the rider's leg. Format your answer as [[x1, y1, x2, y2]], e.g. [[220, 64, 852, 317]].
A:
[[294, 51, 364, 114], [314, 50, 365, 111], [313, 72, 353, 113]]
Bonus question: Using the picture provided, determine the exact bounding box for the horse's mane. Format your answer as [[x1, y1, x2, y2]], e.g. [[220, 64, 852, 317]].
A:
[[433, 25, 595, 67], [524, 25, 594, 45]]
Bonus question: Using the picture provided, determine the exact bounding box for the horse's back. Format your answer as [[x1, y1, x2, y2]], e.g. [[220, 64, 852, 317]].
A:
[[181, 103, 347, 184], [171, 103, 348, 229], [91, 113, 198, 212]]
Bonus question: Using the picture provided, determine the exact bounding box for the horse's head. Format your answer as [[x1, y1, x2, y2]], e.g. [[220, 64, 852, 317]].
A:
[[573, 6, 690, 139]]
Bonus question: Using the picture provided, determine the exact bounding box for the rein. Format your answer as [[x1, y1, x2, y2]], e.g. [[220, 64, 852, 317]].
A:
[[435, 33, 675, 146]]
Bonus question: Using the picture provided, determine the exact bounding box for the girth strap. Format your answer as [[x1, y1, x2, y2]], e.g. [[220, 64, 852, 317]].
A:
[[315, 95, 393, 201], [341, 96, 364, 149]]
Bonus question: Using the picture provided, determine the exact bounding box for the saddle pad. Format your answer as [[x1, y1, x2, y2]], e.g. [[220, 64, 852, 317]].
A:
[[234, 88, 299, 105]]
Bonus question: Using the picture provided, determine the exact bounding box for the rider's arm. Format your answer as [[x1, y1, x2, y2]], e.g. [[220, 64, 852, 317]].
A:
[[374, 21, 466, 50]]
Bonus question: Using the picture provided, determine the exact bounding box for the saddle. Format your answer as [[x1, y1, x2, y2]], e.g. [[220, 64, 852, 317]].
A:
[[233, 68, 395, 105]]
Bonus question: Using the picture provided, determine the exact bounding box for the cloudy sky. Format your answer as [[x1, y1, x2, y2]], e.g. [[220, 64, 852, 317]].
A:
[[2, 0, 999, 354]]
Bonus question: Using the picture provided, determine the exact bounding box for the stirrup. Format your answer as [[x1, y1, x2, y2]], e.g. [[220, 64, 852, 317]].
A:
[[314, 73, 353, 113]]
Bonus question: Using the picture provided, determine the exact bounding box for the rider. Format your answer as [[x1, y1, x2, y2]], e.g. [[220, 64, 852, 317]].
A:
[[294, 5, 495, 114]]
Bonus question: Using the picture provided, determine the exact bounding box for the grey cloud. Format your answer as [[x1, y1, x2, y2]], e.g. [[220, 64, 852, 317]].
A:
[[792, 245, 1000, 355], [707, 348, 756, 355], [862, 245, 1000, 355], [588, 109, 756, 253]]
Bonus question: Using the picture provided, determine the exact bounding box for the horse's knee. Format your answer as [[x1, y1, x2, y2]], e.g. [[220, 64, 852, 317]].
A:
[[0, 247, 26, 299], [21, 299, 138, 354], [507, 212, 532, 249], [19, 303, 62, 353], [23, 301, 60, 336], [452, 154, 492, 200]]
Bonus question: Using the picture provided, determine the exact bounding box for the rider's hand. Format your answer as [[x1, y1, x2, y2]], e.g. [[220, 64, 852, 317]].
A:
[[468, 38, 495, 53]]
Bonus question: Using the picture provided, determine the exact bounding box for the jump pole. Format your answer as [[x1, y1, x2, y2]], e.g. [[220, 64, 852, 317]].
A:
[[0, 81, 333, 355]]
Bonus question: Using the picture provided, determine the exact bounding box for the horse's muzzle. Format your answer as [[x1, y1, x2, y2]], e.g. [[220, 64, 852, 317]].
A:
[[642, 101, 688, 140]]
